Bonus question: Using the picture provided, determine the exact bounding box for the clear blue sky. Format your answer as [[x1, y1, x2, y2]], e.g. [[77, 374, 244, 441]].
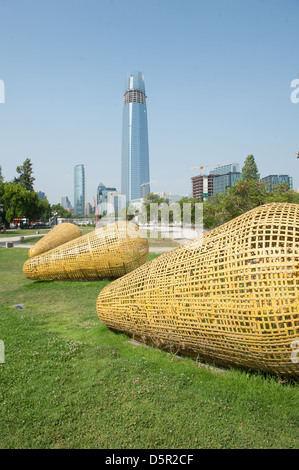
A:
[[0, 0, 298, 206]]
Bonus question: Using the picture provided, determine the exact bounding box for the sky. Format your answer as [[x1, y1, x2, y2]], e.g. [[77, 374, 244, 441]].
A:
[[0, 0, 298, 207]]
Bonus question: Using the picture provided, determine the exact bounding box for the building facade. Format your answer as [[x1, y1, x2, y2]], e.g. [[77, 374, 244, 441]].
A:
[[74, 164, 85, 215], [261, 175, 293, 191], [191, 163, 242, 199], [212, 172, 242, 195], [191, 175, 217, 199], [96, 183, 116, 205], [61, 196, 72, 210], [209, 163, 240, 176], [121, 71, 150, 203]]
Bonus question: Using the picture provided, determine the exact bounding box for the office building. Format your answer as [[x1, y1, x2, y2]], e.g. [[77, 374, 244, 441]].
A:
[[209, 163, 240, 176], [121, 71, 150, 203], [96, 183, 117, 205], [74, 164, 85, 215], [37, 191, 45, 200], [212, 172, 242, 195], [192, 174, 217, 200], [261, 175, 293, 191], [209, 162, 241, 196], [61, 196, 72, 210], [98, 190, 126, 215], [191, 163, 242, 199], [85, 202, 93, 215]]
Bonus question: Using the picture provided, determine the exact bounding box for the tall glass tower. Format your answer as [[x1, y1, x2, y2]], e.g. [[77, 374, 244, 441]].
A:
[[74, 164, 85, 215], [121, 71, 150, 203]]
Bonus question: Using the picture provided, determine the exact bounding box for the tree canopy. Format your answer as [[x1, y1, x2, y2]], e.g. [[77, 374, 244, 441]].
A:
[[0, 159, 51, 225], [203, 179, 299, 229], [14, 157, 35, 191], [241, 154, 260, 181]]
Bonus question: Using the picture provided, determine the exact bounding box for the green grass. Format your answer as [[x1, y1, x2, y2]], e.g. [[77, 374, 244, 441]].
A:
[[19, 236, 44, 245], [0, 248, 298, 449], [0, 229, 51, 238]]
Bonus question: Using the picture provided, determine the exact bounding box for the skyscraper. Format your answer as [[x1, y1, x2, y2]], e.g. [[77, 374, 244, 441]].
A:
[[121, 71, 150, 203], [74, 164, 85, 215]]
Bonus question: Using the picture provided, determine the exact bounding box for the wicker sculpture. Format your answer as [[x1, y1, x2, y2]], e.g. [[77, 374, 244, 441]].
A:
[[29, 222, 82, 257], [23, 222, 149, 281], [97, 203, 299, 377]]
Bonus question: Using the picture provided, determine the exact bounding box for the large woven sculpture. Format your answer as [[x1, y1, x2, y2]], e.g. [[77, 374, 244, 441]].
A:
[[23, 222, 148, 281], [97, 203, 299, 377], [29, 222, 82, 257]]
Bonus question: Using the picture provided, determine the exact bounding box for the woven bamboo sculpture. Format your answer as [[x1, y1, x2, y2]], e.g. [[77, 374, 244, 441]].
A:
[[28, 222, 82, 257], [23, 222, 149, 281], [97, 203, 299, 377]]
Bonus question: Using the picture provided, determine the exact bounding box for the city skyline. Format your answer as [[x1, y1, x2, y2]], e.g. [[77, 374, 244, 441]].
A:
[[0, 1, 298, 206]]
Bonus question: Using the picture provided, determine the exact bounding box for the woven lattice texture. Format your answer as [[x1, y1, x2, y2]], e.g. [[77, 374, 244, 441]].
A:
[[29, 223, 82, 257], [97, 203, 299, 377], [23, 222, 148, 281]]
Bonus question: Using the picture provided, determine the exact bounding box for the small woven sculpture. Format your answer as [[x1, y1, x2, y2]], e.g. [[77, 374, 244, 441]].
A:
[[97, 203, 299, 377], [23, 222, 148, 281], [29, 222, 82, 257]]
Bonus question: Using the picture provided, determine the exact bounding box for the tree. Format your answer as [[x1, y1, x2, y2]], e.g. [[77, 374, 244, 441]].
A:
[[0, 179, 5, 225], [50, 204, 72, 219], [242, 154, 260, 181], [203, 179, 268, 228], [14, 158, 35, 191], [1, 183, 51, 224], [38, 196, 52, 221], [144, 193, 169, 223], [0, 165, 4, 183]]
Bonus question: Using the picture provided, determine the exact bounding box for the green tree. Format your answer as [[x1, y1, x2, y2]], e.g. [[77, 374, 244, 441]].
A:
[[38, 196, 52, 221], [14, 158, 35, 191], [2, 183, 37, 223], [144, 193, 169, 223], [242, 154, 260, 181], [203, 179, 268, 228], [50, 203, 72, 219], [1, 183, 50, 224], [0, 180, 5, 225], [176, 197, 202, 225]]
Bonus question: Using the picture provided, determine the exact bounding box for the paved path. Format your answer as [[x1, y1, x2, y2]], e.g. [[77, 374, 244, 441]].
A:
[[0, 233, 45, 248], [1, 234, 190, 253]]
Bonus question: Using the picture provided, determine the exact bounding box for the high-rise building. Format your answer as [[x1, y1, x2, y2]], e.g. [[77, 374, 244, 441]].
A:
[[96, 183, 116, 205], [121, 71, 150, 203], [74, 164, 85, 215], [210, 163, 242, 196], [61, 196, 72, 210], [191, 163, 242, 199], [191, 174, 217, 200]]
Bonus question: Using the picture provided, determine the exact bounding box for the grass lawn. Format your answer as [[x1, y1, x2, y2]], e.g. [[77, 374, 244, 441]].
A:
[[0, 248, 298, 449], [0, 229, 51, 238]]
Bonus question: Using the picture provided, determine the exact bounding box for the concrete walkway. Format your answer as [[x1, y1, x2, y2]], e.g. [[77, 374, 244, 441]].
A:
[[1, 234, 190, 253], [0, 233, 45, 248]]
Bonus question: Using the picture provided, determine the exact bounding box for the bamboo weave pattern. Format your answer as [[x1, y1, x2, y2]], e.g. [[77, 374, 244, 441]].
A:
[[29, 222, 82, 257], [24, 222, 148, 281], [97, 203, 299, 377]]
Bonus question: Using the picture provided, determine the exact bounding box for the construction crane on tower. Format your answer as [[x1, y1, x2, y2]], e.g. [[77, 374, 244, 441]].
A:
[[140, 181, 157, 201]]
